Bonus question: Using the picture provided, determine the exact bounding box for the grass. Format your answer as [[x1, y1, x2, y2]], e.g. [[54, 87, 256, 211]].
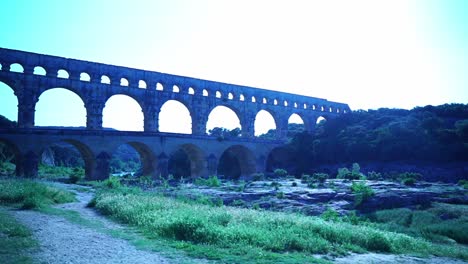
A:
[[368, 203, 468, 245], [0, 208, 37, 264], [0, 178, 76, 209], [90, 186, 468, 263]]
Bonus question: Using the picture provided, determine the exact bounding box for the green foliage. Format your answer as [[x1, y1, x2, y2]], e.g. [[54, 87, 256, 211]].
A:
[[0, 179, 75, 209], [69, 167, 84, 183], [351, 182, 374, 206], [458, 180, 468, 189], [312, 173, 329, 184], [370, 203, 468, 245], [291, 181, 298, 187], [0, 209, 37, 264], [91, 189, 468, 261], [194, 175, 221, 187], [251, 173, 264, 181], [398, 172, 421, 186], [337, 164, 362, 180], [208, 127, 241, 141], [367, 171, 383, 180], [273, 168, 288, 177], [276, 191, 285, 199], [102, 176, 122, 189], [321, 208, 340, 222]]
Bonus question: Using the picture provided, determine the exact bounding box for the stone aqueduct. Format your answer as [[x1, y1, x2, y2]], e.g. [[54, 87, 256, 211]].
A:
[[0, 48, 350, 180]]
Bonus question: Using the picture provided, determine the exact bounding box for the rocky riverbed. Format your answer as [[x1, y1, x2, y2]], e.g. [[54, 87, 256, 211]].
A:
[[167, 178, 468, 216]]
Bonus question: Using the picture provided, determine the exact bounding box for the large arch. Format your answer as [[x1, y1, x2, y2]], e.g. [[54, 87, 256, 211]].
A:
[[0, 138, 21, 176], [158, 100, 192, 134], [287, 113, 305, 136], [0, 81, 18, 122], [254, 110, 276, 137], [35, 88, 87, 127], [110, 142, 155, 177], [218, 145, 256, 179], [266, 146, 295, 174], [169, 143, 206, 178], [206, 105, 241, 134], [103, 94, 144, 131], [38, 139, 94, 180]]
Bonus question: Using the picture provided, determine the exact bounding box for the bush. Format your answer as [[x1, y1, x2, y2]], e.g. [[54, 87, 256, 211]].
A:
[[312, 173, 329, 184], [68, 167, 84, 183], [337, 166, 361, 180], [194, 175, 220, 187], [367, 171, 383, 180], [273, 169, 288, 177], [351, 182, 374, 206], [458, 180, 468, 189], [398, 172, 421, 186], [251, 173, 264, 181], [401, 177, 416, 186], [103, 176, 122, 189]]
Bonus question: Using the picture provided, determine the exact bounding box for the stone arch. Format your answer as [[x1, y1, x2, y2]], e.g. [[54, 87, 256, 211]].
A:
[[35, 88, 87, 127], [112, 142, 155, 177], [156, 83, 164, 91], [169, 143, 206, 178], [188, 87, 195, 95], [33, 66, 46, 76], [173, 85, 180, 93], [138, 80, 147, 89], [80, 72, 91, 82], [287, 113, 305, 134], [120, 78, 129, 86], [254, 109, 277, 137], [316, 115, 327, 124], [103, 94, 144, 131], [101, 75, 111, 84], [10, 63, 24, 73], [239, 94, 245, 101], [218, 144, 256, 179], [158, 100, 192, 134], [0, 138, 22, 176], [266, 146, 294, 173], [202, 89, 209, 96], [57, 69, 69, 78], [215, 91, 222, 98], [0, 80, 18, 122], [206, 105, 242, 134]]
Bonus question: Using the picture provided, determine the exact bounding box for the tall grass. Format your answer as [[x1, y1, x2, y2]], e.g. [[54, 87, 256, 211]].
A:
[[0, 179, 76, 209], [91, 188, 468, 262], [0, 209, 37, 263]]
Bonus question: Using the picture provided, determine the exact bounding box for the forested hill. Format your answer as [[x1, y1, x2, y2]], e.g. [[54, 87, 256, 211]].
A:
[[274, 103, 468, 176]]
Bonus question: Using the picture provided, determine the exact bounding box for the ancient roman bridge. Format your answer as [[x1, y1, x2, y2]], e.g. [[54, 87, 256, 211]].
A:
[[0, 47, 350, 179]]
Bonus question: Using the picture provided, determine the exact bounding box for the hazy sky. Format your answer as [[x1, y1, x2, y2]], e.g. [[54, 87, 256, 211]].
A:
[[0, 0, 467, 133]]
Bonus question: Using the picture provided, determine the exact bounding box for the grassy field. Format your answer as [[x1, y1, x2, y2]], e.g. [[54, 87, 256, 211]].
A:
[[90, 182, 468, 263], [0, 208, 37, 264], [0, 178, 77, 264]]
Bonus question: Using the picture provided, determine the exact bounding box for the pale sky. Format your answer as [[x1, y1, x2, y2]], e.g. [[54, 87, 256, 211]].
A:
[[0, 0, 467, 134]]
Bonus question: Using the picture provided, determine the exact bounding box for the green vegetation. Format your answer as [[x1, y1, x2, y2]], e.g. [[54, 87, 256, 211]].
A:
[[457, 179, 468, 189], [369, 203, 468, 245], [350, 182, 375, 206], [194, 175, 221, 187], [269, 104, 468, 176], [0, 209, 37, 264], [273, 168, 288, 177], [337, 163, 364, 180], [89, 186, 468, 263], [0, 179, 75, 209]]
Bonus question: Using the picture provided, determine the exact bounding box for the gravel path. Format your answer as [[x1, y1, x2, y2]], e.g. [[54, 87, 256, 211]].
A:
[[10, 183, 184, 264]]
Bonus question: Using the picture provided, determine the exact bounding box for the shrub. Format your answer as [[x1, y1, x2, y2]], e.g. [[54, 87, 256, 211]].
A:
[[321, 208, 340, 222], [276, 191, 285, 199], [103, 176, 122, 189], [251, 173, 264, 181], [273, 169, 288, 177], [351, 182, 374, 206], [401, 177, 416, 186], [312, 173, 329, 184], [398, 172, 421, 186], [68, 167, 84, 183], [337, 166, 361, 180], [457, 180, 468, 189], [291, 181, 298, 187], [195, 175, 221, 187], [367, 171, 383, 180]]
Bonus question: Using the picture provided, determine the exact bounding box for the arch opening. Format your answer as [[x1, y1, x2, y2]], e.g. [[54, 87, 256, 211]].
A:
[[202, 89, 208, 96], [287, 113, 305, 137], [10, 63, 24, 73], [156, 83, 164, 91], [57, 69, 69, 78], [0, 81, 18, 122], [138, 80, 147, 89], [120, 78, 129, 86], [80, 72, 91, 82], [110, 142, 153, 178], [316, 116, 327, 125], [168, 144, 205, 179], [0, 139, 20, 176], [101, 75, 111, 84], [254, 110, 276, 137], [239, 94, 245, 101], [206, 106, 241, 135], [103, 94, 144, 131], [173, 85, 180, 93], [218, 145, 256, 180], [33, 66, 46, 76], [188, 87, 195, 95], [216, 91, 222, 98], [158, 100, 192, 134], [36, 88, 86, 127], [38, 140, 92, 181], [266, 146, 294, 174]]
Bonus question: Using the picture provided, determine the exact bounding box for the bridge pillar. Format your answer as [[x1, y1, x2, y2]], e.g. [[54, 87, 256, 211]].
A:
[[90, 152, 111, 180], [206, 154, 218, 176], [156, 152, 169, 178], [241, 110, 255, 138], [21, 151, 39, 178], [86, 100, 105, 130], [304, 114, 319, 135], [143, 102, 160, 132], [275, 115, 289, 140], [16, 87, 38, 128]]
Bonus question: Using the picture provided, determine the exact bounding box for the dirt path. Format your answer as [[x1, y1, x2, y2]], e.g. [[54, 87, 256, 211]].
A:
[[10, 183, 197, 264]]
